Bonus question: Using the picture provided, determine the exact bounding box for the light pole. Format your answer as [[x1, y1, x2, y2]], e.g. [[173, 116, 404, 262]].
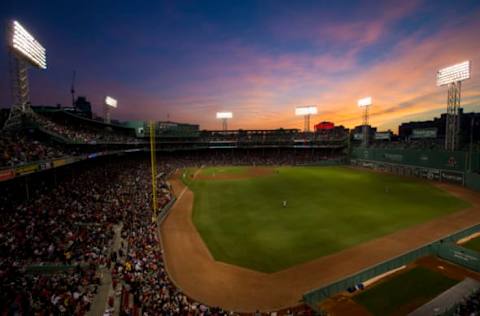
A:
[[436, 61, 471, 151], [295, 106, 318, 132], [358, 97, 372, 147], [216, 112, 233, 131], [469, 115, 475, 171]]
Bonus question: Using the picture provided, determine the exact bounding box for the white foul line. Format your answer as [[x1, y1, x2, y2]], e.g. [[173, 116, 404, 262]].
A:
[[176, 169, 201, 202]]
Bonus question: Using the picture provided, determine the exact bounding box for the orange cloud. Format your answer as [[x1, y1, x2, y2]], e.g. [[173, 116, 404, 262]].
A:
[[84, 6, 480, 132]]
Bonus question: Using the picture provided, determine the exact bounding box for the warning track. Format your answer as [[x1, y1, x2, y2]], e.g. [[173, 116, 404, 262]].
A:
[[160, 171, 480, 312]]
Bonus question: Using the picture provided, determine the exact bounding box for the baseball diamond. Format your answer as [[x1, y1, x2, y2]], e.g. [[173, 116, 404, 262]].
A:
[[3, 3, 480, 315], [161, 165, 480, 312], [186, 166, 468, 272]]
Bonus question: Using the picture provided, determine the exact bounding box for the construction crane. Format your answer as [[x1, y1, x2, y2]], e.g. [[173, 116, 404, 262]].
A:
[[71, 70, 76, 107]]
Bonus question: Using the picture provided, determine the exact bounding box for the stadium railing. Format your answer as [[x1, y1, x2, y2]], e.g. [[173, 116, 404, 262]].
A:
[[0, 148, 144, 183]]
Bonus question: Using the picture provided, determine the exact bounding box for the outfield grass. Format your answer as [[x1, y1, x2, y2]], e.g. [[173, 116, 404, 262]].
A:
[[353, 267, 459, 316], [461, 237, 480, 252], [187, 166, 470, 272]]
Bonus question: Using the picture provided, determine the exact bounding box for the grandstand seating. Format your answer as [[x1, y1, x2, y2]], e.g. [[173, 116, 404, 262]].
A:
[[34, 113, 140, 144], [0, 132, 67, 167], [0, 155, 317, 315]]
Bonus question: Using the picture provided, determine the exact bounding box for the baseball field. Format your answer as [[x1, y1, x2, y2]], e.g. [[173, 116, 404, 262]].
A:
[[184, 166, 470, 273]]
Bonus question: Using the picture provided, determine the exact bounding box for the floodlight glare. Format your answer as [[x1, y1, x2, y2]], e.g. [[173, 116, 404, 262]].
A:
[[357, 97, 372, 107], [11, 20, 47, 69], [105, 96, 118, 108], [216, 112, 233, 119], [295, 106, 317, 116], [436, 61, 471, 86]]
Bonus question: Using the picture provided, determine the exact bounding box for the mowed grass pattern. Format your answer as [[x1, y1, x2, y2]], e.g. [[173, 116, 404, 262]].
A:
[[461, 237, 480, 252], [353, 267, 459, 316], [188, 167, 470, 272]]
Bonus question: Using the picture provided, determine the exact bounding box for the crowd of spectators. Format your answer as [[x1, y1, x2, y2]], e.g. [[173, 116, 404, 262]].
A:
[[452, 288, 480, 315], [35, 114, 140, 144], [0, 155, 317, 316], [157, 150, 343, 168], [0, 133, 66, 167], [202, 129, 347, 145], [110, 159, 313, 316], [79, 161, 235, 315], [1, 266, 99, 315], [0, 162, 132, 314]]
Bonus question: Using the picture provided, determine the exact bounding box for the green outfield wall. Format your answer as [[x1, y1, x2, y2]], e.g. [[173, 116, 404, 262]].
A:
[[437, 243, 480, 272], [466, 173, 480, 191], [350, 147, 480, 190], [351, 148, 469, 172], [303, 224, 480, 312]]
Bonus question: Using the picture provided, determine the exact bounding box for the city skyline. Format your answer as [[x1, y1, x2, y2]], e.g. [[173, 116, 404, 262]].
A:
[[1, 0, 480, 132]]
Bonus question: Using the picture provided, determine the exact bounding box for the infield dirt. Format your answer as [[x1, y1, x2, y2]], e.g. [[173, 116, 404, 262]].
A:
[[159, 168, 480, 312]]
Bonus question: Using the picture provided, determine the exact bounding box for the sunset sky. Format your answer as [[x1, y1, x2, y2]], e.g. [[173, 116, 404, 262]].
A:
[[1, 0, 480, 132]]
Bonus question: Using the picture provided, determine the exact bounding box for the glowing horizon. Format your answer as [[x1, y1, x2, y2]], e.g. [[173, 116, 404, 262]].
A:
[[1, 2, 480, 133]]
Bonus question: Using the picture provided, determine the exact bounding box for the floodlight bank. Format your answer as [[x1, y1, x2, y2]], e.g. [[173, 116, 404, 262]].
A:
[[436, 61, 471, 86], [12, 21, 47, 69], [216, 112, 233, 119], [105, 96, 118, 108], [358, 97, 372, 107], [295, 106, 317, 116]]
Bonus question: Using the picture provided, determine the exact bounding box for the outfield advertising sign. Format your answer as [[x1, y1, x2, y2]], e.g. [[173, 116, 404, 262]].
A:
[[441, 171, 464, 184], [15, 164, 39, 176], [414, 168, 441, 181], [352, 148, 466, 171], [412, 128, 437, 139], [39, 162, 52, 170], [53, 159, 67, 167], [353, 133, 363, 140], [384, 154, 403, 162], [437, 243, 480, 272], [0, 169, 15, 181], [374, 132, 391, 140]]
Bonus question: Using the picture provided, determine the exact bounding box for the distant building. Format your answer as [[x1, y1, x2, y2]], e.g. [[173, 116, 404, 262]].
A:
[[123, 120, 200, 137], [398, 109, 480, 145], [459, 111, 480, 145], [351, 125, 377, 142], [74, 96, 93, 119], [374, 130, 394, 141], [399, 115, 446, 140], [0, 108, 10, 127], [314, 121, 334, 131], [35, 97, 93, 119], [314, 121, 348, 137]]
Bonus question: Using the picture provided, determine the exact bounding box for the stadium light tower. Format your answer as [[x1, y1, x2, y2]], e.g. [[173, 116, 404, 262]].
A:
[[295, 106, 317, 132], [436, 61, 471, 151], [4, 20, 47, 130], [104, 96, 118, 124], [358, 97, 372, 147], [216, 112, 232, 131]]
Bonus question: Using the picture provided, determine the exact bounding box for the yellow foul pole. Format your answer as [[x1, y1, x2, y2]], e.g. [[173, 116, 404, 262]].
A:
[[149, 121, 158, 222]]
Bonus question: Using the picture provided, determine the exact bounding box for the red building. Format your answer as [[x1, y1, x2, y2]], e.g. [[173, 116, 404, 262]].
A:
[[314, 121, 334, 131]]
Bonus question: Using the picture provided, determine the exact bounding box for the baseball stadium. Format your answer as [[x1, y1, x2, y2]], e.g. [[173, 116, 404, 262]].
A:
[[2, 2, 480, 316]]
